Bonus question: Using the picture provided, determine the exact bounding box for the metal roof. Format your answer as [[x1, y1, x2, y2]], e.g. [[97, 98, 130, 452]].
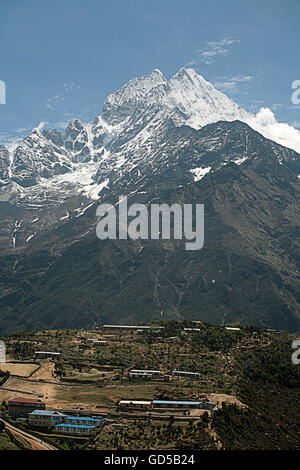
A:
[[103, 325, 164, 329], [184, 328, 201, 331], [153, 400, 203, 405], [119, 400, 152, 405], [64, 416, 102, 422], [30, 410, 65, 416], [34, 351, 61, 354], [55, 424, 97, 429], [8, 397, 44, 404], [173, 370, 200, 375]]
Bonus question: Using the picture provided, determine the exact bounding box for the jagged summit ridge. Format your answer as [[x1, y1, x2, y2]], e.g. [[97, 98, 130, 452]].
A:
[[0, 67, 299, 201], [101, 67, 251, 130], [102, 68, 167, 125]]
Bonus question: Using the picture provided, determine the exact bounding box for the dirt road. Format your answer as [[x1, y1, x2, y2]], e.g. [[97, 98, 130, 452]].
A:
[[1, 419, 58, 451]]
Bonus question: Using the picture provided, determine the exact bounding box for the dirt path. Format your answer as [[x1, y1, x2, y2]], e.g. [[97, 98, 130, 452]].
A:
[[1, 419, 57, 451], [207, 423, 222, 450], [30, 360, 55, 381]]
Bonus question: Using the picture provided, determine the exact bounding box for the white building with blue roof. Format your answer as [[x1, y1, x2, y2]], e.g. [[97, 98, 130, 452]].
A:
[[152, 400, 217, 410], [152, 400, 203, 409], [29, 410, 66, 428], [64, 416, 103, 426], [54, 423, 98, 435], [29, 410, 103, 434]]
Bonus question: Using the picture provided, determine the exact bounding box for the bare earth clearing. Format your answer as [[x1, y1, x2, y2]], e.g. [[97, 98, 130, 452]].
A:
[[0, 363, 39, 377]]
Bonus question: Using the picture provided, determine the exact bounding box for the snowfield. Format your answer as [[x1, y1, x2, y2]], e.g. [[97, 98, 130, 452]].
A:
[[1, 67, 300, 206]]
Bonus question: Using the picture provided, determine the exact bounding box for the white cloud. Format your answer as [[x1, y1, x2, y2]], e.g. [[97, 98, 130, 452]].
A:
[[185, 37, 240, 69], [214, 75, 255, 93], [62, 82, 79, 93], [0, 133, 22, 151], [46, 94, 61, 110], [45, 83, 81, 112], [186, 59, 197, 67], [248, 107, 300, 154], [0, 121, 48, 151], [15, 127, 31, 134], [6, 140, 22, 152], [197, 38, 240, 65]]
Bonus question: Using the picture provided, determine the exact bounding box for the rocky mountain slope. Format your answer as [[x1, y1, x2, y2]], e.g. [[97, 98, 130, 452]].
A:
[[0, 68, 299, 333], [0, 120, 299, 333]]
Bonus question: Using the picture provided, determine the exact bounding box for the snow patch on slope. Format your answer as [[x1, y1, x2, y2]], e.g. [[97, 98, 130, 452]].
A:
[[190, 166, 212, 181]]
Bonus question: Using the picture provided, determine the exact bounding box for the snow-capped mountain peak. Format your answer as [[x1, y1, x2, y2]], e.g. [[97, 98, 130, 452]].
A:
[[102, 68, 167, 125], [164, 67, 251, 129], [98, 66, 252, 134], [0, 67, 299, 204]]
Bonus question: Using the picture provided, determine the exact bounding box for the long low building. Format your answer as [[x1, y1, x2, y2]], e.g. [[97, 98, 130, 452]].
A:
[[117, 399, 217, 411], [172, 370, 201, 379], [118, 400, 152, 410], [129, 369, 165, 379], [103, 325, 164, 330], [54, 423, 98, 435], [153, 400, 216, 410], [130, 369, 164, 376], [183, 328, 201, 332], [34, 351, 61, 359], [87, 339, 107, 345], [152, 400, 203, 409], [64, 416, 103, 426]]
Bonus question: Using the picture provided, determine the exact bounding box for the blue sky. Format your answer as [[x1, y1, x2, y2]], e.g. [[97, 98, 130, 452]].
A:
[[0, 0, 299, 147]]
